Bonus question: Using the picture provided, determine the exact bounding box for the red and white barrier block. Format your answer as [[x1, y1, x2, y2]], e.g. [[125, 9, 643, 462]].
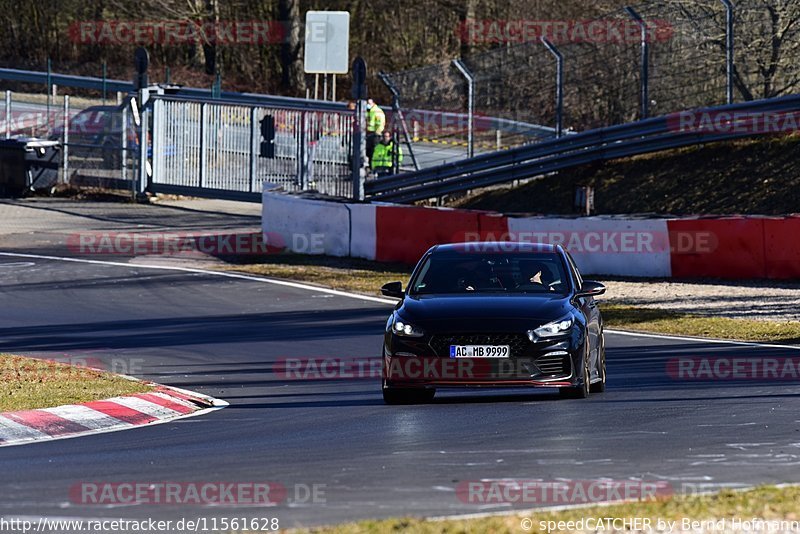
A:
[[0, 386, 226, 448], [262, 190, 800, 279]]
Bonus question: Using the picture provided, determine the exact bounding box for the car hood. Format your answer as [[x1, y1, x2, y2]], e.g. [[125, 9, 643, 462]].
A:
[[397, 293, 573, 331]]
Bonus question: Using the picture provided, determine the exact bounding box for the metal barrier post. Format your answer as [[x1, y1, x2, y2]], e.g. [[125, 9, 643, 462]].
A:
[[298, 111, 307, 189], [626, 7, 649, 119], [452, 59, 475, 158], [4, 90, 10, 139], [352, 101, 365, 201], [137, 88, 150, 195], [102, 61, 107, 105], [249, 107, 258, 193], [199, 102, 207, 188], [542, 38, 564, 138], [62, 95, 69, 184], [46, 58, 51, 128], [121, 104, 128, 182], [721, 0, 734, 105], [151, 98, 164, 188], [378, 72, 420, 171]]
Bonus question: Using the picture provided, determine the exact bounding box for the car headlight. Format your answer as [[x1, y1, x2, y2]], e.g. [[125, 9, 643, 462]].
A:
[[392, 314, 424, 338], [528, 316, 573, 341]]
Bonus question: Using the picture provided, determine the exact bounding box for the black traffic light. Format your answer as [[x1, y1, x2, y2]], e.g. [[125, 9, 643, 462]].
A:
[[259, 115, 275, 158]]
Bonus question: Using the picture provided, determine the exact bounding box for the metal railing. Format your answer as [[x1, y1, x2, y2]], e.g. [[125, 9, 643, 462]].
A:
[[149, 95, 354, 201], [0, 68, 354, 200], [365, 93, 800, 203], [0, 67, 347, 112]]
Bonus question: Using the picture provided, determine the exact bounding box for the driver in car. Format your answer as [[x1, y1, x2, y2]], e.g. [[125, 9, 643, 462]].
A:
[[517, 261, 556, 291]]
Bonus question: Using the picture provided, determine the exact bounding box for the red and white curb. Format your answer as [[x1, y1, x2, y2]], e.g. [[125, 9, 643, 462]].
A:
[[0, 384, 227, 448]]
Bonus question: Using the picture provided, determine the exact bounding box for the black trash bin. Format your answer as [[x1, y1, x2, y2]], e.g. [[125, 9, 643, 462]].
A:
[[0, 137, 61, 197]]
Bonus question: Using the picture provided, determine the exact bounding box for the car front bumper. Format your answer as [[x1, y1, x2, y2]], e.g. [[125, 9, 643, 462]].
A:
[[383, 330, 585, 388]]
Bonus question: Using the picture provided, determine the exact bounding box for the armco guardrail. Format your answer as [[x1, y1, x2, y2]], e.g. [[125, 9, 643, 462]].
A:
[[0, 68, 347, 112], [366, 93, 800, 203]]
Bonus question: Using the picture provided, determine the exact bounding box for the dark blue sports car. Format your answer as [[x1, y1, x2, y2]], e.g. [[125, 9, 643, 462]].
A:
[[380, 242, 606, 404]]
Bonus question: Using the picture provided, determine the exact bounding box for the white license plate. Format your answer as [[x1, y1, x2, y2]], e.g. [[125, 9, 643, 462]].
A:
[[450, 345, 510, 358]]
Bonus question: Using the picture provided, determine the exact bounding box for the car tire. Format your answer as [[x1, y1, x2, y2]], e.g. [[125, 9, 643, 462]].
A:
[[590, 335, 606, 393], [382, 383, 436, 405], [559, 347, 591, 399]]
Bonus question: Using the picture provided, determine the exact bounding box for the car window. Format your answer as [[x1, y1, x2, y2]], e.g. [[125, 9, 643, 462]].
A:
[[410, 252, 569, 295]]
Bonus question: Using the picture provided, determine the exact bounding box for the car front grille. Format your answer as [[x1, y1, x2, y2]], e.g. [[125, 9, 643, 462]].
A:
[[429, 333, 531, 358]]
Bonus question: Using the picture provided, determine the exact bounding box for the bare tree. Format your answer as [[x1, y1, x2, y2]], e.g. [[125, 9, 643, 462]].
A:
[[280, 0, 306, 94]]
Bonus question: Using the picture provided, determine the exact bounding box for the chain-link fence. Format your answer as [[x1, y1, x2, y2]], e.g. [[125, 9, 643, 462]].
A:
[[0, 89, 137, 193], [383, 0, 800, 168]]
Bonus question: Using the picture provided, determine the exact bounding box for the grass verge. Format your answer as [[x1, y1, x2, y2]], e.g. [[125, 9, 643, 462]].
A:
[[0, 354, 152, 411], [602, 304, 800, 344], [221, 255, 800, 344], [225, 255, 412, 296], [292, 486, 800, 533]]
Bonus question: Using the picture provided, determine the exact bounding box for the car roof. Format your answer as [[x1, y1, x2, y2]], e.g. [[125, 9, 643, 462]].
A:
[[433, 242, 560, 254], [77, 105, 122, 113]]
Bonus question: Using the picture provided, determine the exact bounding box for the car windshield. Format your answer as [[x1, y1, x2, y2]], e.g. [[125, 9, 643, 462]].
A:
[[409, 251, 570, 295]]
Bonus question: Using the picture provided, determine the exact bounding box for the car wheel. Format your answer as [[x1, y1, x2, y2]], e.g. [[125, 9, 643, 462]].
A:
[[382, 382, 436, 405], [590, 335, 606, 393], [559, 347, 591, 399]]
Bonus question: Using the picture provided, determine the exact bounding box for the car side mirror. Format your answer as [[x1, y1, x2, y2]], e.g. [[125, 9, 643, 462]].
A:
[[381, 281, 404, 299], [575, 280, 606, 298]]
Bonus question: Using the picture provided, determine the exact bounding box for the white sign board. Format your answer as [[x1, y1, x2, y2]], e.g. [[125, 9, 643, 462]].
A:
[[304, 11, 350, 74]]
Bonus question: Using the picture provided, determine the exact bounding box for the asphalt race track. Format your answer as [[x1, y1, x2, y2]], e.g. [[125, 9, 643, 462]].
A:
[[1, 256, 800, 528]]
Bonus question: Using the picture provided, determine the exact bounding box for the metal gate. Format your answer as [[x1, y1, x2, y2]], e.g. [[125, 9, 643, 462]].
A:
[[150, 96, 355, 201]]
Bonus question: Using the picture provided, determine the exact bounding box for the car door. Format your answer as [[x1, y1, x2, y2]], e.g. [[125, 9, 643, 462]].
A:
[[564, 250, 601, 376]]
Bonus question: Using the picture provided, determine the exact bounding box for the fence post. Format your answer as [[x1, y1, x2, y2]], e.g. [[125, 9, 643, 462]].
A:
[[542, 37, 564, 138], [626, 7, 649, 119], [46, 58, 52, 128], [377, 72, 420, 171], [452, 59, 475, 158], [137, 90, 150, 195], [721, 0, 734, 105], [4, 90, 10, 139], [351, 101, 365, 201], [102, 61, 107, 105], [249, 107, 258, 193], [121, 104, 128, 183], [212, 72, 221, 99], [151, 98, 165, 189], [62, 95, 69, 184], [298, 111, 307, 189], [199, 102, 207, 188]]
